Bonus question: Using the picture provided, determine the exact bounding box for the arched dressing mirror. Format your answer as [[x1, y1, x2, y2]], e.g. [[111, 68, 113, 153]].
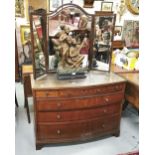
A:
[[46, 4, 93, 79], [92, 11, 116, 72], [30, 5, 115, 80]]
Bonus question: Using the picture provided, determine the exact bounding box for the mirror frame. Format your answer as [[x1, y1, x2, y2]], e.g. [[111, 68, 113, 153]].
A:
[[125, 0, 139, 15], [46, 3, 94, 73], [30, 4, 116, 79], [30, 9, 47, 79], [92, 11, 116, 72]]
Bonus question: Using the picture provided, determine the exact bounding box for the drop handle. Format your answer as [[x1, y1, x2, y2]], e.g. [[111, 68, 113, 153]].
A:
[[105, 98, 109, 102], [115, 85, 120, 90], [103, 109, 107, 113], [56, 114, 61, 119], [57, 102, 61, 107], [45, 92, 49, 97], [57, 129, 61, 135], [102, 124, 105, 128], [97, 89, 100, 93]]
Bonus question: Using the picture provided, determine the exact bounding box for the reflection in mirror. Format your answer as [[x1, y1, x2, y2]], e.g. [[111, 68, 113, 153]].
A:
[[33, 15, 44, 50], [93, 12, 116, 72], [32, 15, 46, 78], [47, 4, 93, 79]]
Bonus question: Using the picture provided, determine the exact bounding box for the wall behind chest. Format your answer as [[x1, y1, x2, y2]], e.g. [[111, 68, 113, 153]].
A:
[[15, 0, 139, 65], [60, 0, 139, 26], [29, 0, 47, 10]]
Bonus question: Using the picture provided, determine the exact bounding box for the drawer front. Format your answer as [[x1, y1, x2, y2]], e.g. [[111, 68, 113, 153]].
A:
[[36, 90, 59, 98], [36, 93, 124, 111], [35, 83, 125, 98], [37, 115, 120, 140], [37, 104, 121, 122]]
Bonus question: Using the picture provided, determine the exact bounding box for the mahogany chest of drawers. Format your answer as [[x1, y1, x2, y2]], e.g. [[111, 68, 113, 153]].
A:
[[31, 71, 126, 149]]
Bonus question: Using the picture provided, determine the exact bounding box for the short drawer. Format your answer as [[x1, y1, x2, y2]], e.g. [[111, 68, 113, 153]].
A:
[[36, 93, 124, 111], [37, 104, 121, 122], [36, 90, 59, 98], [37, 115, 120, 140], [35, 83, 125, 98]]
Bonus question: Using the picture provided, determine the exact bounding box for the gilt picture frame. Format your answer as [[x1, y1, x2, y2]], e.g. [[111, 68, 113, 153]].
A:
[[20, 25, 31, 45], [83, 0, 95, 8], [15, 0, 25, 17], [101, 2, 113, 12]]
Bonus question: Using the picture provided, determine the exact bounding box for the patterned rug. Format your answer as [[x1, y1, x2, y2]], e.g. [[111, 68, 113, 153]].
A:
[[117, 151, 139, 155]]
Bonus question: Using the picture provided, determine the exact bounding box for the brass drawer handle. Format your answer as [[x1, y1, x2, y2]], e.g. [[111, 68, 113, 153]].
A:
[[103, 109, 107, 113], [102, 124, 105, 128], [97, 89, 100, 93], [56, 114, 61, 119], [45, 92, 49, 97], [105, 98, 109, 102], [57, 102, 61, 107], [57, 130, 61, 135], [115, 85, 120, 90]]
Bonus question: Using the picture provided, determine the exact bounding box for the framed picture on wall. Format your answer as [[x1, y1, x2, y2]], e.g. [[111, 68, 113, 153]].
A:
[[101, 2, 113, 12], [20, 25, 32, 64], [49, 0, 62, 11], [20, 25, 31, 45], [122, 20, 139, 48], [63, 0, 73, 4], [83, 0, 95, 8], [114, 26, 122, 36], [15, 0, 25, 17]]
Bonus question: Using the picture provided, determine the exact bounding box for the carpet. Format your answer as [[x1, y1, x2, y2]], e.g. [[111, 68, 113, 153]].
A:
[[117, 150, 139, 155]]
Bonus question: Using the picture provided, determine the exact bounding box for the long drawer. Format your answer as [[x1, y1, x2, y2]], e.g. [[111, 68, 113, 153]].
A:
[[37, 103, 121, 122], [36, 93, 124, 111], [37, 115, 120, 140], [35, 83, 125, 98]]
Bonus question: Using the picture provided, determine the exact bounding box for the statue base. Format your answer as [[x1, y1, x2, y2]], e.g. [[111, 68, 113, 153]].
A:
[[57, 72, 86, 80]]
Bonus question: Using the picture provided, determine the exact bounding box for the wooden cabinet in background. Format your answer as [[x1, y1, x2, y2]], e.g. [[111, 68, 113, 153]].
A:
[[111, 64, 139, 110], [119, 73, 139, 110], [31, 71, 126, 150], [113, 40, 124, 49]]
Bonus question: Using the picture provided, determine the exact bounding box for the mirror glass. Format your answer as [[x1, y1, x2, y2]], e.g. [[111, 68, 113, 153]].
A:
[[47, 5, 93, 79], [93, 12, 115, 71], [32, 15, 46, 78]]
